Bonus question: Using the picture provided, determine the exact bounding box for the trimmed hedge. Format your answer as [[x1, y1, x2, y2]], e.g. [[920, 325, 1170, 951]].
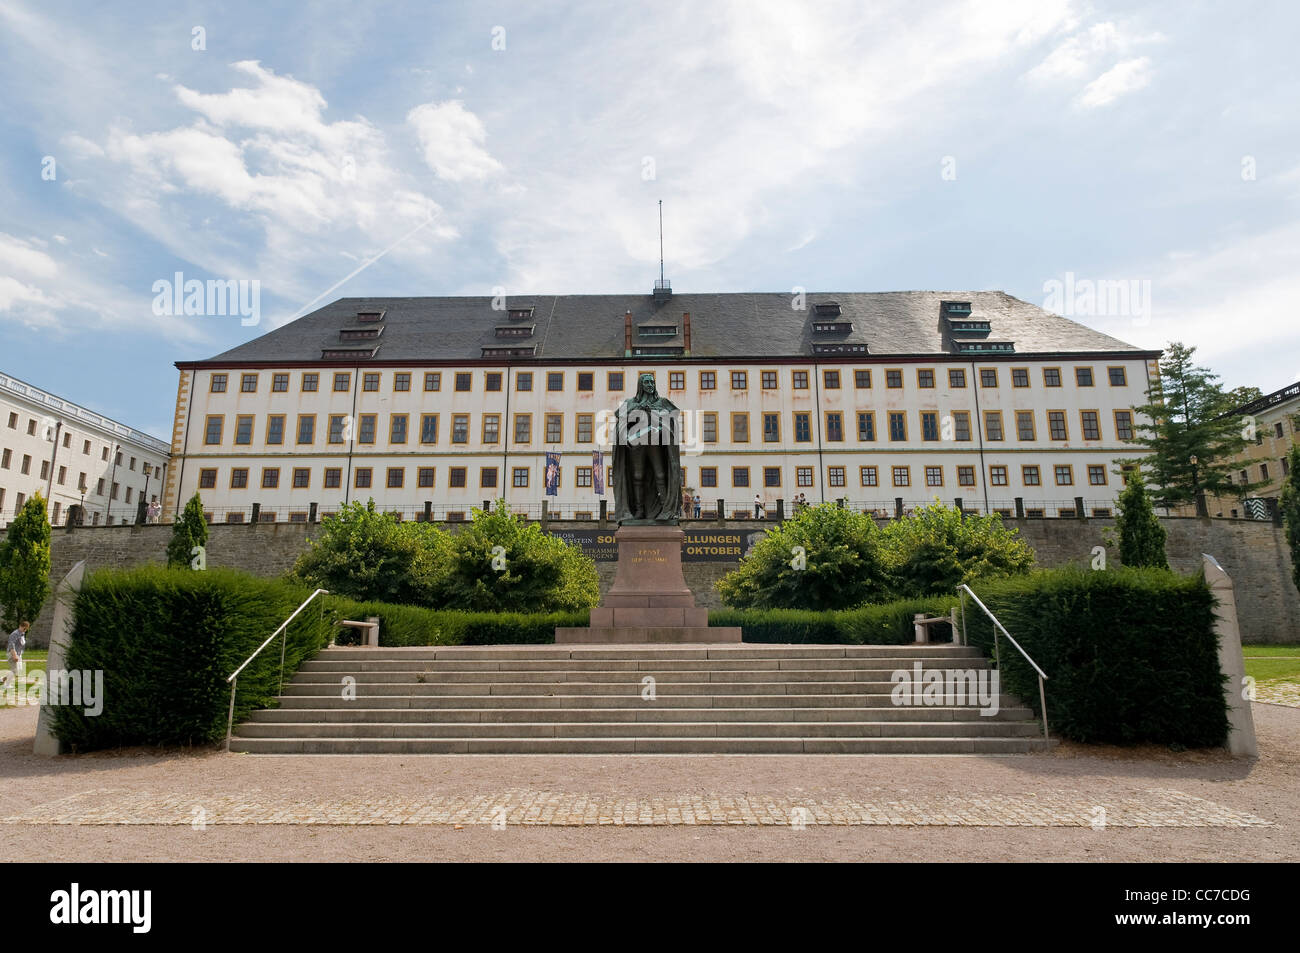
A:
[[54, 567, 335, 751], [330, 599, 587, 646], [709, 597, 960, 645], [961, 568, 1227, 747]]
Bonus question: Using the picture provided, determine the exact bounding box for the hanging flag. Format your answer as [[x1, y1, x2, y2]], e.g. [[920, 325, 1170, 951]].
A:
[[1244, 497, 1269, 520], [593, 451, 605, 495], [545, 452, 560, 497]]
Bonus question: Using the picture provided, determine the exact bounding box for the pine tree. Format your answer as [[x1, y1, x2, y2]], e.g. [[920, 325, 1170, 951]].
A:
[[1126, 342, 1261, 510], [1114, 470, 1169, 570], [1281, 443, 1300, 596], [0, 493, 53, 630], [166, 493, 209, 569]]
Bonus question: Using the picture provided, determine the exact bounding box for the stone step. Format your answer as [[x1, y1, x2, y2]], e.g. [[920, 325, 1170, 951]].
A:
[[247, 705, 1036, 724], [235, 720, 1044, 739], [282, 682, 1018, 703], [297, 658, 987, 675], [227, 736, 1044, 755], [314, 645, 979, 662], [290, 670, 993, 686], [273, 693, 1021, 710]]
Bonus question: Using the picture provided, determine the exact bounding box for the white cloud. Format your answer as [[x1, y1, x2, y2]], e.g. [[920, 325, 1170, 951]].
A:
[[1077, 57, 1153, 108], [0, 233, 58, 278], [407, 100, 504, 182]]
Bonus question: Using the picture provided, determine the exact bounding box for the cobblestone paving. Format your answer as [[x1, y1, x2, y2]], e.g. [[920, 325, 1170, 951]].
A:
[[1255, 681, 1300, 707], [0, 787, 1270, 828]]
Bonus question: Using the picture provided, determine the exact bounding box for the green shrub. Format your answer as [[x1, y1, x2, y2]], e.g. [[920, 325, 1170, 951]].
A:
[[0, 492, 52, 631], [326, 599, 587, 646], [53, 567, 334, 751], [878, 501, 1033, 598], [961, 567, 1226, 747], [709, 596, 958, 644], [166, 492, 209, 569], [1113, 470, 1169, 570]]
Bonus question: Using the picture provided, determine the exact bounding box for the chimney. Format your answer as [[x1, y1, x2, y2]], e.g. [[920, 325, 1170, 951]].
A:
[[624, 310, 633, 357], [682, 312, 692, 355]]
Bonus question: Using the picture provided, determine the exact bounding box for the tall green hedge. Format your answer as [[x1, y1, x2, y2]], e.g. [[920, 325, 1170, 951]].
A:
[[709, 597, 959, 644], [330, 599, 587, 646], [54, 567, 335, 751], [961, 568, 1227, 747]]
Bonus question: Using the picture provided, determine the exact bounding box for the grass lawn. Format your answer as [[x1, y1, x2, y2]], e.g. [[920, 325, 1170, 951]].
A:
[[1242, 646, 1300, 706], [1243, 645, 1300, 657], [0, 649, 48, 708]]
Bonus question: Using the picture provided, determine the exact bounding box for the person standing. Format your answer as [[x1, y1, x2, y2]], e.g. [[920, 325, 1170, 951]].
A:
[[5, 621, 29, 688], [754, 493, 763, 519], [694, 496, 701, 519]]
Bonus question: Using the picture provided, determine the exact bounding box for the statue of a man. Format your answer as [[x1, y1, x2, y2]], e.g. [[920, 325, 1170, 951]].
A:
[[612, 373, 682, 524]]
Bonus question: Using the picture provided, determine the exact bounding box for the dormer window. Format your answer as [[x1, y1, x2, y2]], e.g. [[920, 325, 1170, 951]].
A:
[[638, 324, 677, 337], [941, 301, 971, 315], [946, 318, 991, 333], [954, 340, 1014, 354], [812, 343, 868, 354], [495, 325, 534, 338], [357, 310, 385, 322], [481, 345, 537, 358], [322, 345, 379, 360], [507, 307, 534, 320], [812, 321, 853, 333], [813, 302, 842, 317], [339, 326, 383, 341]]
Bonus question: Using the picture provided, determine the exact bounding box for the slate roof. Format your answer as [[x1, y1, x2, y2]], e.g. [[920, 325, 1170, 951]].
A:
[[187, 291, 1150, 366]]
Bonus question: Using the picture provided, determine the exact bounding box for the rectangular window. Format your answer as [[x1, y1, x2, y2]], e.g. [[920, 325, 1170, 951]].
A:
[[1080, 411, 1101, 440], [732, 467, 750, 488], [1055, 465, 1074, 486], [886, 369, 903, 388], [199, 468, 217, 489], [953, 411, 971, 442], [1114, 411, 1134, 441], [485, 372, 502, 392], [547, 372, 563, 392], [359, 415, 377, 444], [261, 468, 279, 489], [363, 373, 380, 392], [823, 370, 841, 389], [796, 467, 814, 487], [828, 466, 846, 488], [421, 414, 439, 444], [272, 373, 289, 392], [40, 460, 49, 481], [793, 370, 809, 389], [957, 466, 976, 486], [453, 415, 470, 444], [230, 468, 248, 489], [921, 411, 939, 441], [334, 372, 350, 392], [892, 466, 910, 487], [702, 413, 717, 443], [576, 414, 593, 443], [857, 412, 875, 441], [394, 372, 411, 392], [1022, 465, 1040, 486], [576, 372, 593, 392], [1076, 367, 1094, 386], [449, 468, 467, 488], [889, 412, 906, 441], [514, 414, 530, 443], [424, 372, 441, 392], [211, 374, 228, 393], [354, 468, 372, 489], [1011, 368, 1030, 388], [763, 413, 780, 442], [205, 416, 223, 445], [1016, 411, 1035, 441], [855, 369, 872, 388], [670, 371, 686, 390], [390, 414, 407, 444], [267, 415, 285, 445], [730, 370, 747, 390], [418, 467, 435, 488], [761, 370, 778, 389], [545, 414, 562, 443], [452, 372, 470, 392], [297, 415, 315, 445], [235, 416, 254, 445], [980, 368, 998, 388], [324, 468, 341, 488], [576, 467, 593, 488], [860, 466, 878, 487], [482, 414, 500, 444], [763, 467, 781, 487], [607, 371, 623, 391], [292, 467, 310, 489], [984, 411, 1004, 441], [302, 373, 318, 392], [1043, 367, 1062, 387], [387, 468, 404, 489], [328, 415, 347, 444], [794, 412, 812, 442], [948, 368, 966, 388], [732, 413, 750, 442], [925, 466, 943, 487], [917, 369, 935, 388], [1088, 465, 1107, 485], [511, 468, 528, 488], [1108, 366, 1127, 386], [240, 373, 258, 393], [515, 372, 532, 392], [825, 412, 843, 442], [700, 467, 718, 488], [1048, 411, 1068, 440], [989, 466, 1008, 487]]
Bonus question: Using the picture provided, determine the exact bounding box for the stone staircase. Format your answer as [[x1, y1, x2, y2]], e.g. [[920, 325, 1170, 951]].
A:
[[230, 644, 1046, 754]]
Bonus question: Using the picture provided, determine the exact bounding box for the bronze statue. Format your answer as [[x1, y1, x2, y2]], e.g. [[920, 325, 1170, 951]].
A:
[[612, 373, 681, 524]]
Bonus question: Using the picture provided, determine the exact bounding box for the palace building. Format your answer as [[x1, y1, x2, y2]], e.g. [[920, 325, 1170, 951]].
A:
[[163, 289, 1159, 523]]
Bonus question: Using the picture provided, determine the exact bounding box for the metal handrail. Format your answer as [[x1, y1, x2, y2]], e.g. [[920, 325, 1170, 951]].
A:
[[224, 588, 328, 751], [957, 584, 1050, 742]]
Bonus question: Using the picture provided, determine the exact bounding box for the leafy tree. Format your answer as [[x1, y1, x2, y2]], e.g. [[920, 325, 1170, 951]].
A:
[[0, 493, 52, 631], [1126, 342, 1261, 509], [1282, 444, 1300, 596], [877, 501, 1034, 598], [166, 492, 209, 569], [1223, 385, 1264, 410], [1113, 469, 1169, 570], [288, 500, 451, 604], [716, 503, 889, 610], [436, 501, 598, 612]]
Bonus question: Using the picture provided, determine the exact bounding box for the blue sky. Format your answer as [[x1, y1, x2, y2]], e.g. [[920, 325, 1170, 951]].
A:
[[2, 0, 1297, 439]]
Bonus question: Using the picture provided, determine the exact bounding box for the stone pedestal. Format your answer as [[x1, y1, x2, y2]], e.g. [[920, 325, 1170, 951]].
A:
[[556, 525, 741, 644]]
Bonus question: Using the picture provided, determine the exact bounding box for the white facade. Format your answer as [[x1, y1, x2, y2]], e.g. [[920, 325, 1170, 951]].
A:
[[165, 355, 1156, 523], [0, 371, 171, 528]]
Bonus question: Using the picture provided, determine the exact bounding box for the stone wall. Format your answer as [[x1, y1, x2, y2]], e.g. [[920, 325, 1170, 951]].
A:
[[9, 515, 1298, 646]]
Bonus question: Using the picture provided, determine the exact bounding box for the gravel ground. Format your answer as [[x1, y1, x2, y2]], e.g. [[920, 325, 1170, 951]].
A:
[[1, 702, 1296, 862]]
